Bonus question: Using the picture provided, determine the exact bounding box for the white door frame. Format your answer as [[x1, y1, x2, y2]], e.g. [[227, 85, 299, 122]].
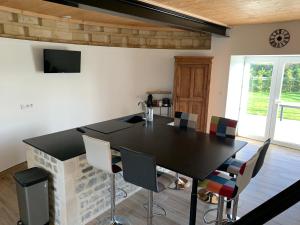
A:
[[237, 56, 300, 150], [270, 57, 300, 149], [238, 56, 279, 141]]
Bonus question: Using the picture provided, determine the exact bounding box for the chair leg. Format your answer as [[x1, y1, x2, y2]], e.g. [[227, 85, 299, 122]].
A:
[[232, 195, 239, 221], [175, 173, 179, 189], [108, 174, 131, 225], [147, 190, 154, 225], [111, 173, 116, 223], [216, 196, 224, 225]]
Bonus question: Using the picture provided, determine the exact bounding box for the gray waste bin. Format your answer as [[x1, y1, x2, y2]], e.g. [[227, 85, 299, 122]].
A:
[[14, 167, 49, 225]]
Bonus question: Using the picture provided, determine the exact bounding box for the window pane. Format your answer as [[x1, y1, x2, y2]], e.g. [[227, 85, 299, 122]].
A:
[[274, 63, 300, 146], [239, 63, 273, 138]]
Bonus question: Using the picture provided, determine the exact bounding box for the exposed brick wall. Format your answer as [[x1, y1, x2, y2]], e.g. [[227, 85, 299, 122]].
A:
[[0, 9, 211, 49], [27, 147, 140, 225]]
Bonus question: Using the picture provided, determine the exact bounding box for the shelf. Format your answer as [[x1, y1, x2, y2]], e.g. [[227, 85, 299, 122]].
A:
[[152, 105, 171, 108], [146, 90, 172, 95]]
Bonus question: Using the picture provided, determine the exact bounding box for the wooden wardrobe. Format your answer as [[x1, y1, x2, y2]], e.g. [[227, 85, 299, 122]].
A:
[[173, 56, 213, 132]]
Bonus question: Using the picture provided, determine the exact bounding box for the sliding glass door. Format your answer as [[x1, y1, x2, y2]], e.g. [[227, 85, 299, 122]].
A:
[[271, 58, 300, 148], [238, 57, 278, 140], [238, 56, 300, 149]]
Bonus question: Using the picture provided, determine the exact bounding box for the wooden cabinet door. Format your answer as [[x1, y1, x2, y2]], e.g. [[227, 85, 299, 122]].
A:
[[173, 57, 212, 132], [189, 65, 210, 131], [174, 65, 192, 113]]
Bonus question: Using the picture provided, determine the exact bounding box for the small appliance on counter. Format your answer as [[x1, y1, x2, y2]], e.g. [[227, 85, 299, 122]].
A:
[[162, 98, 171, 107], [144, 90, 172, 117], [145, 94, 154, 121], [146, 94, 153, 107]]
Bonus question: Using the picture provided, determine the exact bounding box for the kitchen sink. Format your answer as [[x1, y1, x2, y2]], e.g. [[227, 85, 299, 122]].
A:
[[124, 115, 145, 124]]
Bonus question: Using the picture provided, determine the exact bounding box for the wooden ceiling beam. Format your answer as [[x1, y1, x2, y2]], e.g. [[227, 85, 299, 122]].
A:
[[46, 0, 229, 36]]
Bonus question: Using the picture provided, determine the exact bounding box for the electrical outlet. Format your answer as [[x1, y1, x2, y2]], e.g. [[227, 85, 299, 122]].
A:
[[20, 104, 34, 110]]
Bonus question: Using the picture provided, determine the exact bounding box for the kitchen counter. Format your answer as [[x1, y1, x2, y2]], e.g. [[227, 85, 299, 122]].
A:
[[24, 114, 173, 225], [24, 114, 172, 161]]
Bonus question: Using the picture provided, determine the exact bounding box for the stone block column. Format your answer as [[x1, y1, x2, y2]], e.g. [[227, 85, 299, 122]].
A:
[[26, 146, 140, 225]]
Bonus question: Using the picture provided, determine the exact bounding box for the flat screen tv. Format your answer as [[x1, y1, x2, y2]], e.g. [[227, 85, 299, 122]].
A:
[[44, 49, 81, 73]]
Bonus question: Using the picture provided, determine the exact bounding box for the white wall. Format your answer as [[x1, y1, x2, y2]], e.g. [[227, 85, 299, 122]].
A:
[[225, 20, 300, 119], [0, 37, 232, 172], [2, 19, 299, 171], [230, 20, 300, 55], [225, 56, 245, 119]]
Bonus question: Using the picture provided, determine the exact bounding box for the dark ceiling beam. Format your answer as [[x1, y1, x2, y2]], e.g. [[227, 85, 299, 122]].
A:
[[46, 0, 229, 36]]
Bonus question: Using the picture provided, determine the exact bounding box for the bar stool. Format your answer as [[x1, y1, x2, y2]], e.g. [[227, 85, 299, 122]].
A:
[[171, 111, 198, 190], [198, 116, 238, 204], [119, 147, 176, 225], [219, 139, 271, 177], [218, 138, 271, 221], [199, 140, 269, 225], [82, 135, 130, 225]]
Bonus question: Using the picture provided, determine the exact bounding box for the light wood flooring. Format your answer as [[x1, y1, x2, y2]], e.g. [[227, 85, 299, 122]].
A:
[[1, 140, 300, 225]]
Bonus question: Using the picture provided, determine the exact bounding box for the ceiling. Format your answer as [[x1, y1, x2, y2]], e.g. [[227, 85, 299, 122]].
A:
[[0, 0, 169, 29], [0, 0, 299, 30], [142, 0, 300, 26]]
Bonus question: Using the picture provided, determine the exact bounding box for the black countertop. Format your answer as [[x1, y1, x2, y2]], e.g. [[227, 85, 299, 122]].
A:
[[23, 114, 172, 161]]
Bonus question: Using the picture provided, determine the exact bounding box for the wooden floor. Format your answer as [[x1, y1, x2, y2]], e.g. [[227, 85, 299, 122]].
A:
[[1, 140, 300, 225]]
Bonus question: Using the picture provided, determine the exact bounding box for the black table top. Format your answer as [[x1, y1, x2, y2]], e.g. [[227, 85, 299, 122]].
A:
[[108, 124, 246, 180], [23, 114, 247, 180]]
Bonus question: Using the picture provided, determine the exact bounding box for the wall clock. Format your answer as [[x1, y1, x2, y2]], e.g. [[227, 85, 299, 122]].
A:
[[269, 29, 290, 48]]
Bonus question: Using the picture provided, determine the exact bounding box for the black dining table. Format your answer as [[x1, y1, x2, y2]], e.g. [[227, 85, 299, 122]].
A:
[[85, 114, 247, 225], [24, 114, 247, 225]]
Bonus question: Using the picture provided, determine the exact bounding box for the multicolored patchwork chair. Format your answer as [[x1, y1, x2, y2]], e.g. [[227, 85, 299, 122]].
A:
[[217, 138, 271, 221], [210, 116, 238, 139], [199, 116, 238, 204], [174, 111, 198, 129], [198, 139, 270, 225], [171, 111, 198, 190], [218, 138, 270, 178], [198, 144, 261, 225]]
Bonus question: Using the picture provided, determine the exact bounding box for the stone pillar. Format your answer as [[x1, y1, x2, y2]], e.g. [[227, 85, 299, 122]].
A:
[[26, 146, 140, 225]]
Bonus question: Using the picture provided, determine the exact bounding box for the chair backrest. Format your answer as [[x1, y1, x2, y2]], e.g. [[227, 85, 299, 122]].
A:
[[210, 116, 238, 139], [235, 147, 260, 196], [82, 135, 113, 174], [252, 138, 271, 178], [174, 111, 198, 130], [120, 147, 159, 192]]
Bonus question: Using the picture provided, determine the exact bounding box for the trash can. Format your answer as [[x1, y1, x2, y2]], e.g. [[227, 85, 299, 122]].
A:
[[14, 167, 49, 225]]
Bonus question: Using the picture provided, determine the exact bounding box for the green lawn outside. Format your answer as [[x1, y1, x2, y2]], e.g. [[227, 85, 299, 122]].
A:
[[247, 92, 300, 121]]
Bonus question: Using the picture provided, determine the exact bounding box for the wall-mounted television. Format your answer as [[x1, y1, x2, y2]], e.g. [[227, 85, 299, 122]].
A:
[[43, 49, 81, 73]]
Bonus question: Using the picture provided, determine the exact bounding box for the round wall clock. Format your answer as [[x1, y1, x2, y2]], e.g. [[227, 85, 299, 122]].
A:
[[269, 29, 290, 48]]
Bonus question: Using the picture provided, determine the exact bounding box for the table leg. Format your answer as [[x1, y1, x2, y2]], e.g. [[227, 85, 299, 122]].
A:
[[226, 154, 236, 212], [189, 178, 198, 225], [280, 106, 284, 121]]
